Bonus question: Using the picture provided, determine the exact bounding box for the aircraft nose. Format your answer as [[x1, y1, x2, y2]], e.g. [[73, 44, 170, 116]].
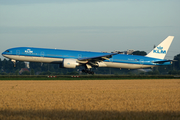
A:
[[2, 52, 5, 56], [2, 51, 7, 57]]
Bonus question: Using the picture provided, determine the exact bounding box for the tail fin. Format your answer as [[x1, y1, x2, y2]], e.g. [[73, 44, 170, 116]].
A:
[[146, 36, 174, 59]]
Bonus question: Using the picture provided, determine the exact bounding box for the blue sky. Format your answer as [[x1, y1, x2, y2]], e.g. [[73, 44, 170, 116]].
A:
[[0, 0, 180, 59]]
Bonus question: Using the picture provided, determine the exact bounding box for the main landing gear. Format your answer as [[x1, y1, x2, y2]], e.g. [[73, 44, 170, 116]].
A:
[[82, 69, 94, 74]]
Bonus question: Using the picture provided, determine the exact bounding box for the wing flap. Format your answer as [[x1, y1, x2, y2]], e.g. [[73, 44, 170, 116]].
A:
[[78, 53, 118, 62]]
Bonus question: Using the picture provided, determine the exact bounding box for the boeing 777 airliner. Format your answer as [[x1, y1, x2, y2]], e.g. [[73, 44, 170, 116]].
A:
[[2, 36, 174, 74]]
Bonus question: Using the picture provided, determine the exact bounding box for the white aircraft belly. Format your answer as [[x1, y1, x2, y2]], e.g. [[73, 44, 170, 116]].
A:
[[104, 62, 153, 69]]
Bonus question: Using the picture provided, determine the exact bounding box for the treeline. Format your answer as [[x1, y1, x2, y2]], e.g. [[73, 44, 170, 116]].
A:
[[0, 52, 180, 75]]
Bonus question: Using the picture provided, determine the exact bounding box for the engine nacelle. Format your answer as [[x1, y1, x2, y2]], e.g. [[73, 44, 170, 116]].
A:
[[60, 59, 79, 68], [97, 62, 107, 67]]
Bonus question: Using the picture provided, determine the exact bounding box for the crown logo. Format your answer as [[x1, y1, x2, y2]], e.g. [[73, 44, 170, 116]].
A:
[[157, 46, 163, 50]]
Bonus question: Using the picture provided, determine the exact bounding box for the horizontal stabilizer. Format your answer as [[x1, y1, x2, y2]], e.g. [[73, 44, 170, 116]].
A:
[[153, 60, 177, 64], [153, 60, 172, 63]]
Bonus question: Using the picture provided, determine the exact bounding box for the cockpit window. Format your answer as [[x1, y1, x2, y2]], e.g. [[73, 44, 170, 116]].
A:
[[5, 50, 10, 53]]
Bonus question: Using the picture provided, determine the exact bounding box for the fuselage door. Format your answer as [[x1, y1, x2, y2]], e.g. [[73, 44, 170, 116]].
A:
[[78, 54, 82, 58], [16, 50, 20, 55], [40, 51, 44, 57], [140, 59, 144, 64]]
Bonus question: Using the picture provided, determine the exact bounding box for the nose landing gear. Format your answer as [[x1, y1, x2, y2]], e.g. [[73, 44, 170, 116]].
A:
[[11, 59, 16, 67]]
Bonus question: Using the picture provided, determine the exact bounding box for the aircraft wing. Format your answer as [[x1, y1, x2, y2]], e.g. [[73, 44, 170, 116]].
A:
[[78, 53, 118, 63]]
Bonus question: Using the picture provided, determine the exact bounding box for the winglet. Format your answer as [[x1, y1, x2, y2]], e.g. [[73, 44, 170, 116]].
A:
[[146, 36, 174, 59]]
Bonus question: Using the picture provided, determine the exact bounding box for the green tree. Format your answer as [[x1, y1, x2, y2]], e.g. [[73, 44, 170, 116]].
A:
[[173, 54, 180, 70], [16, 61, 25, 69], [147, 70, 160, 75], [21, 71, 30, 75], [0, 58, 2, 69], [30, 69, 35, 75], [132, 51, 147, 56], [2, 59, 14, 73], [0, 72, 7, 75], [15, 69, 19, 75]]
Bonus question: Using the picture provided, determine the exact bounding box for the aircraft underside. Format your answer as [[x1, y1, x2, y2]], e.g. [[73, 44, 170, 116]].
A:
[[3, 55, 154, 74]]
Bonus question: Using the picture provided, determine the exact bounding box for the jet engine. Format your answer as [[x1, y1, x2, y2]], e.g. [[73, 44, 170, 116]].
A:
[[59, 59, 79, 68]]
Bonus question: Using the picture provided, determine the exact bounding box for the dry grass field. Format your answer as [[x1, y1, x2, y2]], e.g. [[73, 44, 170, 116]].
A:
[[0, 79, 180, 120]]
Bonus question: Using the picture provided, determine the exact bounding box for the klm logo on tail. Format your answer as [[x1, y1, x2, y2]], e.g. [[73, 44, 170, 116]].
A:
[[153, 46, 166, 54]]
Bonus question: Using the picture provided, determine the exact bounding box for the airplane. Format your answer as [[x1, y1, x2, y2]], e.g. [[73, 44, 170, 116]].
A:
[[2, 36, 174, 74]]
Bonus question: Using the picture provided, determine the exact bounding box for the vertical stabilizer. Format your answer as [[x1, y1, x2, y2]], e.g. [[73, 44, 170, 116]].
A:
[[146, 36, 174, 59]]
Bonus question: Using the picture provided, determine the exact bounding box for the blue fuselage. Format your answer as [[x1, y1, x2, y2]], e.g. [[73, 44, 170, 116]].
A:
[[2, 47, 171, 69]]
